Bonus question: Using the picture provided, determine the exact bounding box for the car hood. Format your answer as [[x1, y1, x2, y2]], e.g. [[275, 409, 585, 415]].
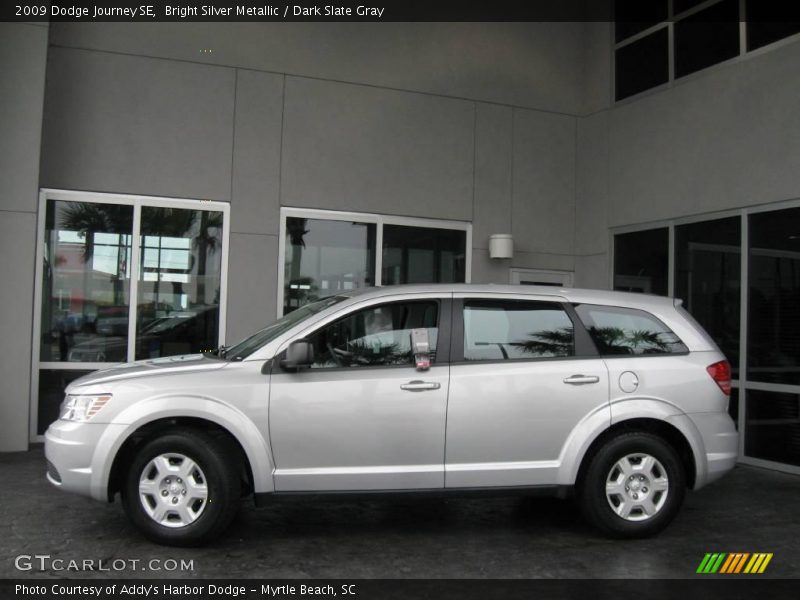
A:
[[68, 354, 229, 389]]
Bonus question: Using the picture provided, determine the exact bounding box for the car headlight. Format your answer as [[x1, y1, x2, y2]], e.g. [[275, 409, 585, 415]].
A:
[[59, 394, 112, 422]]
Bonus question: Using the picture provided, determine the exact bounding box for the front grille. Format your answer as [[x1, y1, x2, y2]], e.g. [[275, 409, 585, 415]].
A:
[[46, 460, 62, 483]]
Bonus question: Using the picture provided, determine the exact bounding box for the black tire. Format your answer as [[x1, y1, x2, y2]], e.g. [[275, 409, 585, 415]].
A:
[[121, 428, 240, 546], [579, 432, 686, 538]]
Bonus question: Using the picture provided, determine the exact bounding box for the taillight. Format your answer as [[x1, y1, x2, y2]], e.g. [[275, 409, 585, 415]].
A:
[[706, 360, 731, 396]]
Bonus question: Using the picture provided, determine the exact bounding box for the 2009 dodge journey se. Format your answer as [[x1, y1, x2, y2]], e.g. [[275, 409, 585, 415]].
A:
[[45, 284, 738, 546]]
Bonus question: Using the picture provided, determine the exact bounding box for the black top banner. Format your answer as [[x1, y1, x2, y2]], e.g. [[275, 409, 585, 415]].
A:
[[5, 0, 800, 23]]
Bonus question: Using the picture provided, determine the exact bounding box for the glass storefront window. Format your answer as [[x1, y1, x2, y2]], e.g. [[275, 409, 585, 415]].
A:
[[744, 389, 800, 467], [283, 217, 376, 314], [747, 208, 800, 385], [281, 211, 470, 315], [614, 228, 669, 295], [35, 193, 229, 436], [612, 206, 800, 471], [675, 217, 741, 377], [40, 200, 134, 363], [136, 207, 224, 359], [729, 387, 739, 430], [382, 225, 466, 285]]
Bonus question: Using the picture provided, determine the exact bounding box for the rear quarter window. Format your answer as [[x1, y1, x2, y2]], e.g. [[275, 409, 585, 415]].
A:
[[574, 304, 688, 356]]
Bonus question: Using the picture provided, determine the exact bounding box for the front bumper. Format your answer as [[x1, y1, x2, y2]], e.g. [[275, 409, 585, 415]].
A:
[[44, 420, 124, 501]]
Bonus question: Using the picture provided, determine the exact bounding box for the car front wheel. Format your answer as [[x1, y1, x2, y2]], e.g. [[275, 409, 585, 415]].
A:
[[121, 429, 240, 546], [579, 431, 686, 538]]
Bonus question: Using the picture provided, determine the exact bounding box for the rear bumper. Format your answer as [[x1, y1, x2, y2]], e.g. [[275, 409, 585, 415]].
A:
[[686, 412, 739, 489]]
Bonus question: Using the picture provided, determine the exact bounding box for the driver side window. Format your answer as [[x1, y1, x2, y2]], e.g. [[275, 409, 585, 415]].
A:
[[308, 301, 439, 369]]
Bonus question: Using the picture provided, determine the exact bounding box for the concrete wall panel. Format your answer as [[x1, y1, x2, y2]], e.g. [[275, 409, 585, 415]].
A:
[[0, 212, 37, 451], [49, 22, 584, 114], [40, 48, 235, 201], [512, 109, 576, 256], [225, 233, 279, 344], [0, 24, 48, 213], [473, 103, 513, 249], [281, 77, 474, 221], [231, 69, 284, 236]]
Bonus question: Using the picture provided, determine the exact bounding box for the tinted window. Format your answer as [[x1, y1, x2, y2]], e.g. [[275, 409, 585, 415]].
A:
[[614, 228, 669, 295], [674, 0, 740, 79], [463, 300, 574, 361], [382, 225, 466, 285], [615, 28, 669, 101], [674, 217, 741, 376], [747, 207, 800, 385], [614, 0, 668, 43], [283, 217, 376, 315], [308, 301, 438, 369], [744, 389, 800, 467], [673, 0, 710, 16], [746, 0, 800, 51], [575, 304, 688, 355]]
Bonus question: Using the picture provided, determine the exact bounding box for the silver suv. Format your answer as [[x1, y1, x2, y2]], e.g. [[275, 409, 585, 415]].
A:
[[45, 285, 738, 546]]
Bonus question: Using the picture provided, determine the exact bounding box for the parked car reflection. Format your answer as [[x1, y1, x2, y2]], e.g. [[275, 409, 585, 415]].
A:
[[66, 305, 218, 362]]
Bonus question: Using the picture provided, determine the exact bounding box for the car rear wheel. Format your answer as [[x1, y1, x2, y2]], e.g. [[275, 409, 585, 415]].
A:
[[579, 432, 686, 538], [121, 429, 240, 546]]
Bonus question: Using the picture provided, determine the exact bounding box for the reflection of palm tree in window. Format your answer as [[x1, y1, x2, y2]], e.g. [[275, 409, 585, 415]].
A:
[[588, 326, 670, 354], [60, 203, 133, 307], [61, 202, 222, 312], [141, 207, 222, 308], [286, 218, 311, 310], [510, 327, 574, 357]]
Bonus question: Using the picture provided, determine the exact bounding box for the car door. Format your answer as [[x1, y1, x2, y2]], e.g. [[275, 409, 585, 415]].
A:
[[269, 294, 451, 492], [445, 294, 610, 488]]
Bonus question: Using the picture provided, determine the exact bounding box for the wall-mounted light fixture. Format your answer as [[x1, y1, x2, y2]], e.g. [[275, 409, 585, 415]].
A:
[[489, 234, 513, 259]]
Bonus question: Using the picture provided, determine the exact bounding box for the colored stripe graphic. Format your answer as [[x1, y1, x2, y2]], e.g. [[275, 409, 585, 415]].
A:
[[719, 553, 750, 573], [733, 553, 750, 573], [699, 553, 772, 574], [744, 553, 774, 574], [697, 553, 727, 573]]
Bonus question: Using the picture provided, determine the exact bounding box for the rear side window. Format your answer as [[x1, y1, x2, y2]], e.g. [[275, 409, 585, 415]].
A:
[[574, 304, 688, 356], [463, 300, 574, 361]]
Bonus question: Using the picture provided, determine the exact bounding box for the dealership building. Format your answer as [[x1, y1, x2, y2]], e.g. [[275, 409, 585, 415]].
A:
[[1, 11, 799, 474]]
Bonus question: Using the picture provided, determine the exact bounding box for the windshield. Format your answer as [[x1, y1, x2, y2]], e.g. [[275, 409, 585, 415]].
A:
[[225, 296, 348, 360]]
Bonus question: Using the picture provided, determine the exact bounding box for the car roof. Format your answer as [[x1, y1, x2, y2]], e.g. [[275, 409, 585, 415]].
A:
[[337, 284, 679, 311]]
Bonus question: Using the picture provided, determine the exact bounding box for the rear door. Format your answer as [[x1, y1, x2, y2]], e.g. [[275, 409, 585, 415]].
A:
[[445, 294, 610, 488]]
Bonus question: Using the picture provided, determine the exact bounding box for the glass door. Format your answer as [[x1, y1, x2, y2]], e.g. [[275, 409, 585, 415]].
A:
[[34, 191, 229, 437]]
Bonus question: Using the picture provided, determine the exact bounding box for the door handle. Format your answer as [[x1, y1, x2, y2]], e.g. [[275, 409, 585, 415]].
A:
[[400, 380, 441, 392], [563, 374, 600, 385]]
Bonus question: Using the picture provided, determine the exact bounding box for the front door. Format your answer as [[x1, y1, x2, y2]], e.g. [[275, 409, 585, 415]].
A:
[[269, 296, 450, 491]]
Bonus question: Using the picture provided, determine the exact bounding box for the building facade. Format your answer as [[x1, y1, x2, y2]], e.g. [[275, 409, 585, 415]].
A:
[[1, 14, 799, 473]]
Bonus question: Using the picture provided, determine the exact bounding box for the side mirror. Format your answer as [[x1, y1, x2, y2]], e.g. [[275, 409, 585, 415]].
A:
[[280, 339, 314, 371]]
